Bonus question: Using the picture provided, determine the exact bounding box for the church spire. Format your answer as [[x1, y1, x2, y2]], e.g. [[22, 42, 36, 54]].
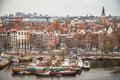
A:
[[101, 6, 105, 18]]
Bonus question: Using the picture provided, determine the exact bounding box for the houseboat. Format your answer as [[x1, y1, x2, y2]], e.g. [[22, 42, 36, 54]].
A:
[[49, 67, 76, 76], [61, 57, 82, 73], [11, 65, 32, 75], [35, 67, 50, 76]]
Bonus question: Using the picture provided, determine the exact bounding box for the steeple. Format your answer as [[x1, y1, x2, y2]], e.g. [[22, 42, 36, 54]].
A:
[[101, 6, 105, 18]]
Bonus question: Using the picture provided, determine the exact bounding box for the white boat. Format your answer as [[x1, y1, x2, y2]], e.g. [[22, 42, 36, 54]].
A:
[[77, 57, 83, 68], [61, 58, 70, 67], [11, 57, 19, 62], [69, 58, 82, 73], [83, 61, 90, 70]]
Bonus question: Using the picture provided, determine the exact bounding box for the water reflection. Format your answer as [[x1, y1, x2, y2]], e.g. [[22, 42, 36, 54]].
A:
[[90, 59, 120, 68]]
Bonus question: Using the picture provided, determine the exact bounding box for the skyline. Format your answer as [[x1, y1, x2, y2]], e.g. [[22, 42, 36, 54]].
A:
[[0, 0, 120, 16]]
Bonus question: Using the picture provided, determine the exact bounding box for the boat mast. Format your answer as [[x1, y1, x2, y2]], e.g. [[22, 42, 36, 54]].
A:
[[25, 39, 26, 55]]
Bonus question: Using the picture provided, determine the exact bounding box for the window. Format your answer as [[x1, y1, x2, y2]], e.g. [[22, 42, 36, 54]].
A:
[[18, 32, 20, 35], [22, 39, 23, 44], [21, 32, 23, 35], [24, 32, 26, 35], [27, 32, 29, 35]]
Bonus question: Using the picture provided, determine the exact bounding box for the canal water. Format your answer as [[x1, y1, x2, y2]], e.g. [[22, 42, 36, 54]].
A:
[[0, 59, 120, 80]]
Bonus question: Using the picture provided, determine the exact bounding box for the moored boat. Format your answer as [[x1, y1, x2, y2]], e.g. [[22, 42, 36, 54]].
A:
[[77, 57, 83, 68], [61, 58, 70, 67], [71, 57, 83, 73], [83, 60, 90, 70], [11, 65, 32, 75], [0, 57, 10, 69], [61, 57, 82, 74], [35, 67, 50, 76], [69, 61, 81, 73], [36, 71, 50, 76], [69, 66, 81, 74], [49, 67, 76, 76], [10, 57, 19, 62], [26, 62, 44, 74], [18, 71, 32, 75], [49, 70, 76, 76], [19, 55, 32, 62]]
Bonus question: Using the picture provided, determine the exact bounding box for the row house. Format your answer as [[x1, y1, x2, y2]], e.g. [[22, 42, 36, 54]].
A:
[[29, 30, 48, 50], [59, 33, 74, 50], [48, 32, 56, 49], [8, 29, 17, 50], [42, 30, 48, 50], [30, 30, 43, 50], [0, 15, 119, 52], [17, 30, 30, 50], [30, 30, 60, 50], [0, 17, 3, 27], [59, 34, 67, 50], [7, 29, 30, 51], [66, 33, 74, 49], [0, 31, 7, 50], [47, 31, 60, 50]]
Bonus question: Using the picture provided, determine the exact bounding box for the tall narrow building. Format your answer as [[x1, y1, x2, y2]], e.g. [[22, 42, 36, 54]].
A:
[[101, 6, 106, 18], [0, 17, 2, 27]]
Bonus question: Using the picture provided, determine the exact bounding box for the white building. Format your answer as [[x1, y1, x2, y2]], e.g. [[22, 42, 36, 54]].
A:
[[9, 29, 30, 51], [0, 17, 3, 27], [17, 30, 30, 50]]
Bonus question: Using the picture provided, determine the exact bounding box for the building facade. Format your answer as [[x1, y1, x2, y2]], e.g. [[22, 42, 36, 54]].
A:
[[0, 32, 6, 50], [9, 29, 17, 50], [17, 30, 30, 50], [48, 32, 56, 49], [0, 17, 3, 27], [8, 29, 30, 52]]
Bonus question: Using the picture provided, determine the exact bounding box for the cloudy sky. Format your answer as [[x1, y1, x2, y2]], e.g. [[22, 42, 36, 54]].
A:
[[0, 0, 120, 16]]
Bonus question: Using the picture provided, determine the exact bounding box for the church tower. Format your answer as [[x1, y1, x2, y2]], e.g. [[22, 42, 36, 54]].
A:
[[101, 6, 106, 18]]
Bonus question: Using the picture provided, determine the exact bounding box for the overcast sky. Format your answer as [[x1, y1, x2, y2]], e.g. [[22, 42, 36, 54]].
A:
[[0, 0, 120, 16]]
